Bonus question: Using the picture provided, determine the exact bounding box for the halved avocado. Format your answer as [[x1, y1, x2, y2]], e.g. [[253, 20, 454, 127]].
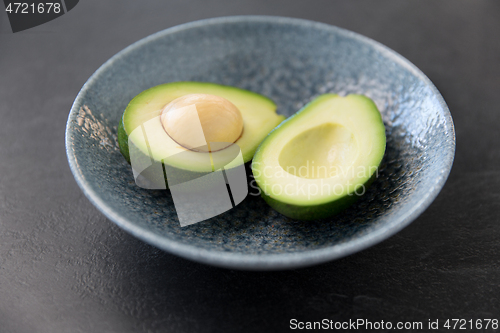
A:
[[118, 82, 285, 187], [252, 94, 386, 220]]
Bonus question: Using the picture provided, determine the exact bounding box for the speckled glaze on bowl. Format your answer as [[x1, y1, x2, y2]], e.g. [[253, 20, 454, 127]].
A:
[[65, 16, 455, 270]]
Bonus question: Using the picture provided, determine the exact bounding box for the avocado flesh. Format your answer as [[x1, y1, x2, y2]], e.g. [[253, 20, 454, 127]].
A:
[[118, 82, 285, 186], [252, 94, 386, 220]]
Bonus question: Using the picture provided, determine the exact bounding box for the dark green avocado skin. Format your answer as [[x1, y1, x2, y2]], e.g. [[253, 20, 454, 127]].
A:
[[259, 173, 376, 220], [261, 191, 359, 220], [118, 116, 130, 164]]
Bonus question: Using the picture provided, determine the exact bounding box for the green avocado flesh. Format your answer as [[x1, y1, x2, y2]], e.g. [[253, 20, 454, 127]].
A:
[[252, 94, 386, 220], [118, 82, 285, 186]]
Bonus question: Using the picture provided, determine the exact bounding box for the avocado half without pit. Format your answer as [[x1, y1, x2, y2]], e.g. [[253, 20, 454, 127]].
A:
[[252, 94, 386, 221], [117, 82, 285, 188]]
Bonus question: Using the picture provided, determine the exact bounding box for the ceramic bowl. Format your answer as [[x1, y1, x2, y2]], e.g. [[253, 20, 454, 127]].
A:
[[65, 16, 455, 270]]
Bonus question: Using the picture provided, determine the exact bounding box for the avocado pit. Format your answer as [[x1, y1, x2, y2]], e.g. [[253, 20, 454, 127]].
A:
[[160, 94, 243, 152]]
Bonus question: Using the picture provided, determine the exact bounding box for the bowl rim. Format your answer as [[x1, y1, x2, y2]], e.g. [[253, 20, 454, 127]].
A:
[[65, 15, 456, 270]]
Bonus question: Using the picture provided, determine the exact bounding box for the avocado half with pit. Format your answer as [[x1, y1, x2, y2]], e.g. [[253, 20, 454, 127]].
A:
[[117, 82, 285, 187], [252, 94, 386, 220]]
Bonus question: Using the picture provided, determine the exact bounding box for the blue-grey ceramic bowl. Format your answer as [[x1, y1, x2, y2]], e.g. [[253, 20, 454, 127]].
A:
[[65, 16, 455, 270]]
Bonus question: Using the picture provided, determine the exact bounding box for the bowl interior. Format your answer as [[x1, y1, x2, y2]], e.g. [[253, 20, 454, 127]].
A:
[[66, 16, 454, 269]]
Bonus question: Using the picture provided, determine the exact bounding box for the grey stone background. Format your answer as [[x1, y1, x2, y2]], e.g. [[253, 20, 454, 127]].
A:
[[0, 1, 499, 332]]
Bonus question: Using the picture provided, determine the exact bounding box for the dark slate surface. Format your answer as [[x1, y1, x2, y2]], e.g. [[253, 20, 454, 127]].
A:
[[0, 1, 499, 332]]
